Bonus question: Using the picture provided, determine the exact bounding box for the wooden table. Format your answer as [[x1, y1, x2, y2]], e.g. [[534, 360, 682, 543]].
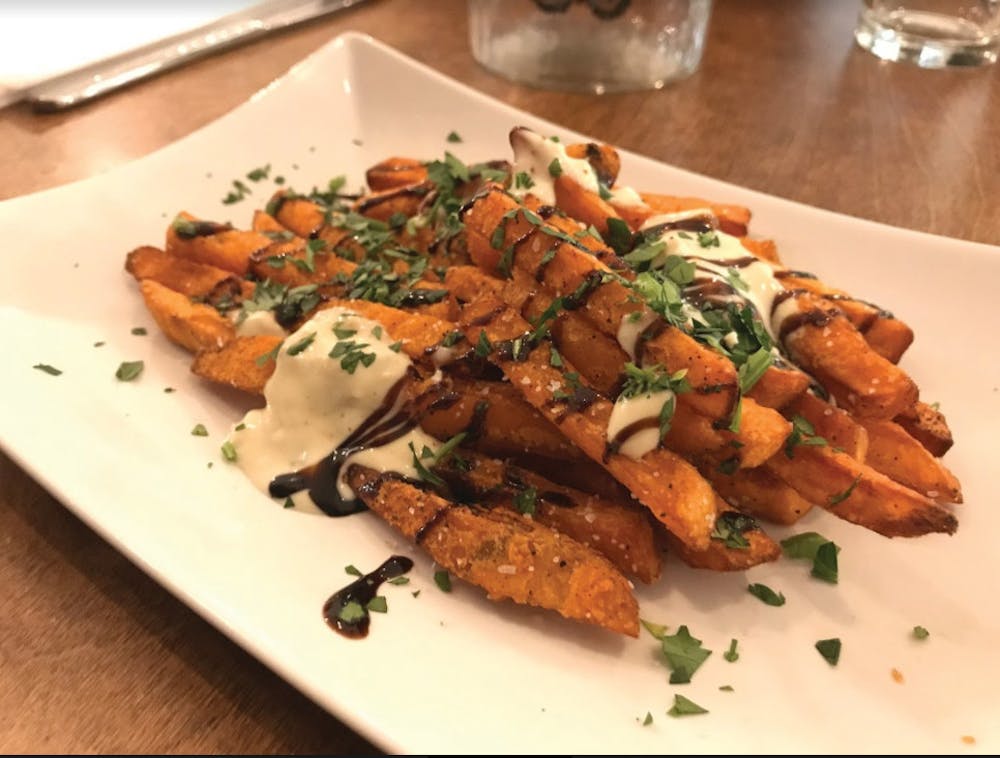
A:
[[1, 0, 996, 752]]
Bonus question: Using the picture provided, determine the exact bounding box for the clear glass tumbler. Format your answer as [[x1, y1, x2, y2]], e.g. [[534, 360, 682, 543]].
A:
[[855, 0, 1000, 67], [468, 0, 713, 94]]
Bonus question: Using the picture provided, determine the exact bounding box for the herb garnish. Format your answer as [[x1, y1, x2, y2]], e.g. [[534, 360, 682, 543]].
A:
[[131, 327, 147, 336], [191, 424, 208, 437], [829, 474, 862, 505], [912, 625, 930, 640], [780, 531, 840, 584], [723, 638, 740, 662], [710, 511, 758, 550], [659, 625, 712, 684], [784, 414, 828, 458], [434, 570, 452, 592], [815, 638, 841, 666], [33, 363, 62, 376], [220, 441, 238, 462], [446, 131, 463, 143], [115, 360, 144, 381], [513, 486, 538, 516], [667, 694, 708, 717], [748, 583, 786, 606], [548, 158, 563, 178]]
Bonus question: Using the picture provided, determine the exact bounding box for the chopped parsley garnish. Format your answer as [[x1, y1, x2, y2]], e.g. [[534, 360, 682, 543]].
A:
[[329, 338, 376, 374], [33, 363, 62, 376], [667, 694, 708, 717], [514, 171, 535, 189], [409, 433, 467, 488], [710, 511, 758, 550], [345, 564, 362, 576], [784, 414, 828, 458], [475, 330, 492, 357], [387, 576, 410, 586], [441, 330, 464, 348], [780, 531, 840, 584], [549, 345, 564, 368], [660, 625, 711, 684], [723, 638, 740, 663], [719, 685, 734, 692], [131, 327, 147, 336], [286, 332, 316, 356], [620, 362, 689, 399], [811, 541, 839, 583], [434, 570, 452, 592], [912, 625, 930, 640], [829, 474, 862, 505], [337, 600, 365, 624], [255, 343, 282, 367], [738, 348, 772, 394], [240, 280, 320, 329], [115, 360, 144, 381], [191, 424, 208, 437], [605, 217, 633, 256], [94, 341, 105, 347], [597, 182, 613, 201], [815, 637, 841, 666], [640, 618, 668, 640], [246, 164, 270, 182], [388, 340, 403, 353], [748, 583, 786, 606], [222, 178, 252, 204], [623, 240, 666, 269], [548, 158, 563, 178], [641, 712, 653, 726], [220, 440, 237, 462], [446, 130, 462, 143], [366, 596, 388, 613], [282, 497, 294, 509], [698, 230, 720, 248], [513, 486, 538, 516]]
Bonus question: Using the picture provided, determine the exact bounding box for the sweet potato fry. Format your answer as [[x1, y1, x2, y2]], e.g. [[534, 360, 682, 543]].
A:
[[139, 279, 234, 353], [365, 157, 429, 191], [767, 444, 956, 537], [192, 335, 280, 394], [777, 272, 913, 363], [666, 519, 782, 571], [355, 182, 432, 222], [782, 391, 869, 461], [700, 463, 815, 526], [894, 401, 954, 457], [776, 290, 918, 419], [420, 376, 583, 462], [346, 465, 639, 636], [459, 293, 720, 550], [565, 142, 621, 187], [166, 212, 271, 276], [858, 418, 962, 503], [126, 245, 241, 302], [436, 452, 660, 583], [638, 192, 751, 237]]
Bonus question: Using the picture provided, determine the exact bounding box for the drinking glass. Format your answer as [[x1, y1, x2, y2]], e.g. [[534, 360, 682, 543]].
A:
[[855, 0, 1000, 67], [468, 0, 713, 94]]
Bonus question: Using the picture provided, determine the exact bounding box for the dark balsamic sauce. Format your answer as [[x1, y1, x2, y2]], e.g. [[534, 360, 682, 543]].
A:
[[323, 555, 414, 638], [603, 416, 660, 461], [267, 375, 416, 516]]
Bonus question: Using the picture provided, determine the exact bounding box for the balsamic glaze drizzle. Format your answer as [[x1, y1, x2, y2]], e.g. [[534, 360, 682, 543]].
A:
[[323, 555, 414, 639], [268, 374, 417, 516]]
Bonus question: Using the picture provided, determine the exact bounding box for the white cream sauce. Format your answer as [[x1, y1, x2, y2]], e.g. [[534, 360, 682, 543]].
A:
[[606, 390, 673, 459], [233, 310, 287, 338], [508, 127, 648, 210], [639, 210, 787, 342], [228, 307, 442, 514]]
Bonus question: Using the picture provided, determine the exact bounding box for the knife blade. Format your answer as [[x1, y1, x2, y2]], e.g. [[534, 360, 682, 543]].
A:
[[27, 0, 370, 111]]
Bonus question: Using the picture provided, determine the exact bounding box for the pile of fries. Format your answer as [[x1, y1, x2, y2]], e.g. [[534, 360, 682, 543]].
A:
[[125, 127, 961, 637]]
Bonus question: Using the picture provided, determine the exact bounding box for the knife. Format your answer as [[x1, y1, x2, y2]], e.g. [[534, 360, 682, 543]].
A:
[[27, 0, 370, 111]]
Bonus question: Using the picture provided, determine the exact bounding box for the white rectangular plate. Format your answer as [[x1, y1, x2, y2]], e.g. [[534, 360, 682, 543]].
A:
[[1, 33, 998, 754]]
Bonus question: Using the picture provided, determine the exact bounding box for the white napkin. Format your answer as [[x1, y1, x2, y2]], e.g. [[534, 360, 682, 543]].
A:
[[0, 2, 257, 108]]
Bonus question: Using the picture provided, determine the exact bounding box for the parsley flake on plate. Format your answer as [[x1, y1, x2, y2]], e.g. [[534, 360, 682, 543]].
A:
[[667, 694, 708, 717]]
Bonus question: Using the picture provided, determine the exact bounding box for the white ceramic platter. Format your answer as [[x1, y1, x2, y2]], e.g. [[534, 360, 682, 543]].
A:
[[1, 33, 998, 754]]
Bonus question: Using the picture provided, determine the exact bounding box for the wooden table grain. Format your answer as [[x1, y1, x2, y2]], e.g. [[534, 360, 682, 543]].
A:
[[0, 0, 996, 753]]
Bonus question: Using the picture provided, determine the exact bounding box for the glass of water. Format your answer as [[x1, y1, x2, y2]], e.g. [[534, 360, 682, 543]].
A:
[[855, 0, 1000, 67], [468, 0, 713, 94]]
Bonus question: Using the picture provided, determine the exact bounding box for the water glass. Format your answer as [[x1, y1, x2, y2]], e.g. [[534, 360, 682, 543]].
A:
[[855, 0, 1000, 67], [468, 0, 713, 94]]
